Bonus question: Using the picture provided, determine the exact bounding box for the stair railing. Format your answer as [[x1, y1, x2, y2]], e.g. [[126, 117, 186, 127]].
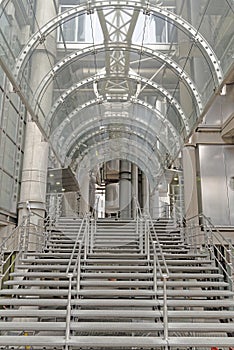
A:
[[146, 215, 170, 346], [65, 214, 90, 347], [89, 196, 99, 254], [0, 212, 48, 287], [0, 216, 27, 287], [185, 214, 234, 290], [133, 196, 170, 345]]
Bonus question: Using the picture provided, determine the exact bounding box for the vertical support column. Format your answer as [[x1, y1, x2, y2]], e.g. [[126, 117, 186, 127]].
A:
[[119, 160, 131, 218], [131, 164, 138, 219], [182, 143, 199, 222], [142, 173, 149, 215], [18, 1, 57, 222]]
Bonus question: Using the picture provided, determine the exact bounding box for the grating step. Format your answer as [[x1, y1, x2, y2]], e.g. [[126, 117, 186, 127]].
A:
[[0, 335, 234, 348], [0, 298, 233, 308], [4, 277, 229, 289], [10, 271, 224, 280], [1, 309, 234, 319], [0, 321, 234, 334], [1, 288, 232, 298]]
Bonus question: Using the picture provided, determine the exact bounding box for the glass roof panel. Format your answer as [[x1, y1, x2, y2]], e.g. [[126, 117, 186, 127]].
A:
[[0, 0, 233, 178]]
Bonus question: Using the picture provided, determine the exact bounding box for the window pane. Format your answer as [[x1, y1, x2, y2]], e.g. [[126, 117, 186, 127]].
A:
[[77, 14, 85, 41]]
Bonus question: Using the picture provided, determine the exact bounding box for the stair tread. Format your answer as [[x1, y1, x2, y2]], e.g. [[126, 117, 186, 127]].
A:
[[10, 271, 224, 279], [0, 288, 232, 297], [1, 309, 234, 318], [0, 298, 233, 308], [5, 280, 229, 288], [0, 336, 233, 347], [0, 321, 234, 332]]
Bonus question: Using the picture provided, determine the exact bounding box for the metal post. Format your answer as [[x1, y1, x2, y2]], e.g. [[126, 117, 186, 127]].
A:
[[163, 275, 169, 346], [65, 273, 73, 350], [145, 223, 150, 261], [140, 218, 143, 254], [76, 254, 81, 295], [84, 220, 89, 260], [90, 219, 94, 254], [153, 242, 157, 294]]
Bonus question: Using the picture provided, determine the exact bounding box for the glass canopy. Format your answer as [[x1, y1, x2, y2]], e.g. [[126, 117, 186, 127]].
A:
[[0, 0, 233, 185]]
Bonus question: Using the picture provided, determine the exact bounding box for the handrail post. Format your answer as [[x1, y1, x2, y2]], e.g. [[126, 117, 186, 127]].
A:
[[90, 218, 94, 254], [139, 218, 143, 254], [153, 242, 157, 295], [65, 273, 73, 350], [163, 274, 169, 345], [84, 220, 89, 261], [145, 221, 149, 261], [76, 253, 81, 295]]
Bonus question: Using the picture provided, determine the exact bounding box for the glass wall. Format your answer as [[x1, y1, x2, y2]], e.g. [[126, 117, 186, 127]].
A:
[[199, 145, 234, 226], [0, 67, 26, 215]]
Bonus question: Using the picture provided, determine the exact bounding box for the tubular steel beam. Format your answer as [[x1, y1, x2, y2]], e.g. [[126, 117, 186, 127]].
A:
[[50, 97, 182, 156], [47, 71, 190, 135], [59, 117, 168, 162], [32, 43, 203, 117], [14, 1, 223, 85]]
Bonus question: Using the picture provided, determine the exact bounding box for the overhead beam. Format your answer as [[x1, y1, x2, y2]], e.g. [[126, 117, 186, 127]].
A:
[[14, 1, 223, 86], [31, 43, 203, 118], [47, 72, 190, 135]]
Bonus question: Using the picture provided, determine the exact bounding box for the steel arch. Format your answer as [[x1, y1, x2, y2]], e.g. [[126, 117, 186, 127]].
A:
[[50, 97, 183, 155], [14, 0, 223, 85], [59, 119, 167, 165], [74, 138, 162, 190], [32, 43, 203, 117], [47, 71, 190, 136]]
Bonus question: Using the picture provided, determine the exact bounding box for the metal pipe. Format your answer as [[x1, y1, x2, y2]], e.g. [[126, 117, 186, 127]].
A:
[[76, 254, 81, 295], [66, 216, 86, 274], [163, 275, 169, 343], [153, 242, 157, 294], [140, 218, 143, 254], [84, 220, 89, 260], [65, 273, 73, 349], [90, 219, 94, 254]]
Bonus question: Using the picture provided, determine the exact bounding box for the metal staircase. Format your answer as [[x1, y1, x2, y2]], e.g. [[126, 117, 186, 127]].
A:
[[0, 214, 234, 349]]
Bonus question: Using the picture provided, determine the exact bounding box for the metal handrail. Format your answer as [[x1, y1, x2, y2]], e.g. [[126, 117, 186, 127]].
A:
[[185, 213, 234, 289], [133, 196, 169, 343], [64, 214, 92, 345], [65, 215, 88, 275], [0, 215, 28, 253], [146, 215, 170, 277], [0, 212, 48, 286]]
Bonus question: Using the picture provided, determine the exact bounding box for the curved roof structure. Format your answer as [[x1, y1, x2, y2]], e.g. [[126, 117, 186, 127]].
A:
[[0, 0, 233, 187]]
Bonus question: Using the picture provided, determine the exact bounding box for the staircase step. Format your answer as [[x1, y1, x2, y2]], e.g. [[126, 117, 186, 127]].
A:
[[0, 298, 233, 308], [1, 309, 234, 319], [0, 335, 233, 348], [1, 288, 232, 298], [10, 271, 224, 280], [4, 279, 229, 289], [0, 321, 234, 333]]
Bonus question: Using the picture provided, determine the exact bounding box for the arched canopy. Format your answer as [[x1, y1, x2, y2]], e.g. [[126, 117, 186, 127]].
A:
[[14, 1, 223, 85], [50, 100, 183, 163], [75, 138, 163, 191], [33, 43, 203, 119], [1, 0, 232, 183], [58, 118, 169, 165], [47, 71, 190, 135]]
